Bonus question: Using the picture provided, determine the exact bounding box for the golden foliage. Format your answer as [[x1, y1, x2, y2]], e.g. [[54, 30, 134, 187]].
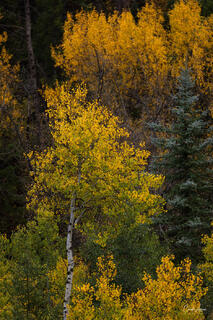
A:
[[0, 236, 13, 319], [169, 0, 213, 91], [67, 256, 123, 320], [52, 4, 168, 122], [0, 32, 19, 102], [28, 84, 164, 243], [200, 229, 213, 282], [66, 255, 206, 320], [48, 257, 67, 307], [52, 0, 212, 126], [94, 256, 123, 320], [48, 257, 92, 317], [124, 255, 206, 320], [0, 29, 21, 134], [199, 225, 213, 316]]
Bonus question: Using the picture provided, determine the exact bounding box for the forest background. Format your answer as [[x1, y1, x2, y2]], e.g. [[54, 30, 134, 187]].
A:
[[0, 0, 213, 319]]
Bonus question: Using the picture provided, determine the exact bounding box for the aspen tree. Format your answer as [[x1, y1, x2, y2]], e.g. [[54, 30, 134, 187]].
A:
[[28, 83, 164, 319]]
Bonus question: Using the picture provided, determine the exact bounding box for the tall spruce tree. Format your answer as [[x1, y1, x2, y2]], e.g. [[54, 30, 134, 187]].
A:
[[149, 69, 213, 261]]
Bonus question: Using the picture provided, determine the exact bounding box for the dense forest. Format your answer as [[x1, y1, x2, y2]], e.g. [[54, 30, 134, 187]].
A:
[[0, 0, 213, 319]]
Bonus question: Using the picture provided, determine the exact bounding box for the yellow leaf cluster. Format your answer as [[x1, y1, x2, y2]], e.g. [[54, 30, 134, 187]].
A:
[[0, 29, 21, 133], [52, 4, 168, 121], [169, 0, 213, 91], [48, 257, 67, 307], [66, 255, 206, 320], [52, 0, 212, 124], [0, 32, 19, 104], [125, 255, 206, 320], [199, 225, 213, 317], [0, 236, 13, 319], [28, 84, 164, 237], [67, 256, 123, 320], [199, 224, 213, 283]]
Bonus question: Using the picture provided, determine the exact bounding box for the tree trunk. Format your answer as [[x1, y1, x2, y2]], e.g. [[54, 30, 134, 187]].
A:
[[63, 161, 82, 320], [63, 196, 76, 320], [25, 0, 41, 144]]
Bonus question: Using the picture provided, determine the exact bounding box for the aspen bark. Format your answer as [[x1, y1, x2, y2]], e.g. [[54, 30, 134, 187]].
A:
[[63, 196, 76, 320], [63, 160, 82, 320]]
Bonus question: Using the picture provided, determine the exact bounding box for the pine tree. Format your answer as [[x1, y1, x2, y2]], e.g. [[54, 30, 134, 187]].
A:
[[149, 69, 213, 261], [0, 212, 64, 319], [0, 132, 27, 235]]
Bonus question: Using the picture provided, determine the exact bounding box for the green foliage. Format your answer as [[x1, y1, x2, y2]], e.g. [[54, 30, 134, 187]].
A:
[[149, 69, 213, 261], [111, 224, 167, 293], [0, 212, 64, 319], [0, 131, 27, 235], [32, 0, 65, 82], [200, 0, 213, 16], [82, 224, 167, 293]]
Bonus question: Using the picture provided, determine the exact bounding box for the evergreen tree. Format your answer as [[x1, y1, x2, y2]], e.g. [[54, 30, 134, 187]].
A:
[[200, 0, 213, 16], [80, 224, 167, 294], [0, 131, 27, 235], [0, 212, 64, 319], [149, 69, 213, 261]]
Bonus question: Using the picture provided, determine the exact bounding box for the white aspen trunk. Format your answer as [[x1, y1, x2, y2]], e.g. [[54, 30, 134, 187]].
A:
[[63, 197, 76, 320], [63, 160, 82, 320]]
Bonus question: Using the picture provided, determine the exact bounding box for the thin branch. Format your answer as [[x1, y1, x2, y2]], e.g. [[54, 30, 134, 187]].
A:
[[74, 209, 87, 227], [0, 23, 25, 30]]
